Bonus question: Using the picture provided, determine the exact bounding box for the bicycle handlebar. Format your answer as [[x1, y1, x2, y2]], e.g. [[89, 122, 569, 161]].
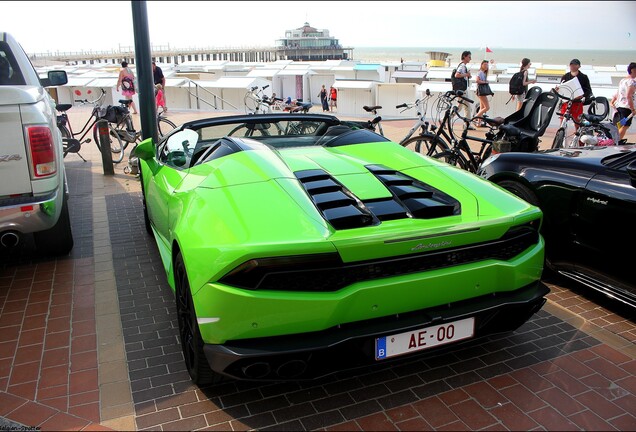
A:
[[552, 88, 594, 104]]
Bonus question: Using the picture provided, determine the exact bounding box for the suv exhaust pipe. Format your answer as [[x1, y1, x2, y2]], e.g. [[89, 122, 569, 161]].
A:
[[1, 231, 20, 248]]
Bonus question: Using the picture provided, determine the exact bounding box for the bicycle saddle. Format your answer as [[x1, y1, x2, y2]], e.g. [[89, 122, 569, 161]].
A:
[[483, 117, 505, 127], [56, 104, 73, 112], [119, 99, 133, 106], [363, 106, 382, 112]]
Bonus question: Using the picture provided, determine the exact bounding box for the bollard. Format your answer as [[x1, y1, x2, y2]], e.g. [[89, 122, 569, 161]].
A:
[[96, 119, 115, 175]]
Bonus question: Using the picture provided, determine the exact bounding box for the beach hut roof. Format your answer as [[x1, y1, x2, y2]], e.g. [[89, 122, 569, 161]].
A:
[[392, 71, 427, 79], [354, 64, 382, 71], [424, 70, 451, 80], [85, 77, 119, 88], [192, 76, 270, 89], [247, 69, 280, 78], [333, 80, 374, 89], [62, 77, 96, 87]]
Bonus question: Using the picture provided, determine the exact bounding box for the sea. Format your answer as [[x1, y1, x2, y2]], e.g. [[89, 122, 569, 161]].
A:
[[352, 47, 634, 67]]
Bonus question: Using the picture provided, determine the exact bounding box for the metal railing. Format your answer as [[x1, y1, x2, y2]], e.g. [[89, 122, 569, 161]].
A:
[[182, 78, 238, 111]]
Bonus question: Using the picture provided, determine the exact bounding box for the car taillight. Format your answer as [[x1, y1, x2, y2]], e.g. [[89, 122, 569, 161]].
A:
[[27, 126, 57, 177]]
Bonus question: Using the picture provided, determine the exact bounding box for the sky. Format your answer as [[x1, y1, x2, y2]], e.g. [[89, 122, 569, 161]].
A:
[[2, 1, 635, 54]]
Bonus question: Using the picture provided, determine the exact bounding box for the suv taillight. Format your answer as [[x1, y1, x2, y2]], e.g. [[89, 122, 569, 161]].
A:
[[27, 126, 57, 177]]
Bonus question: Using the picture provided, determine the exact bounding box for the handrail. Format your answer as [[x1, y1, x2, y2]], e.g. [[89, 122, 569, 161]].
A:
[[182, 78, 238, 111]]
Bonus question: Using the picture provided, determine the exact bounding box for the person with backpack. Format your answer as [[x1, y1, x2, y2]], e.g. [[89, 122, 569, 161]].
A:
[[453, 51, 474, 130], [512, 58, 537, 111], [117, 61, 138, 114]]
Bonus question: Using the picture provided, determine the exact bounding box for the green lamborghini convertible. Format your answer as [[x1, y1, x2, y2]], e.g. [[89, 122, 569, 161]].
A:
[[135, 113, 549, 383]]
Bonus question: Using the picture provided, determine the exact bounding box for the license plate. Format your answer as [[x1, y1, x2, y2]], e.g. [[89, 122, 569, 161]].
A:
[[375, 317, 475, 360]]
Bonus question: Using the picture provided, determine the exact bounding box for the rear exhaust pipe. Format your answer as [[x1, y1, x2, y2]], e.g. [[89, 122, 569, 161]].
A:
[[0, 231, 20, 248], [276, 359, 307, 379], [241, 362, 271, 379]]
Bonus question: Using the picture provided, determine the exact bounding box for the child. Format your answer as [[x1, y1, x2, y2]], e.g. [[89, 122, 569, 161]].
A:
[[155, 83, 167, 113]]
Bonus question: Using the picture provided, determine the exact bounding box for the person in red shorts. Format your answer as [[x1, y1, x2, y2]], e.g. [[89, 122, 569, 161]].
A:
[[556, 59, 592, 131]]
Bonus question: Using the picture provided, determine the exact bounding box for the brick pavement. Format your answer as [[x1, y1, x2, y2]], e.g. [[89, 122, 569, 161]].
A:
[[0, 109, 634, 431]]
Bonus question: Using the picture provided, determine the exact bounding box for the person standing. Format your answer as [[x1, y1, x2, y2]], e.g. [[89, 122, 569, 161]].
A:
[[610, 62, 636, 141], [329, 86, 337, 112], [318, 84, 329, 112], [474, 60, 492, 126], [556, 59, 592, 131], [455, 51, 474, 129], [117, 61, 138, 114], [515, 58, 537, 111], [152, 61, 167, 112]]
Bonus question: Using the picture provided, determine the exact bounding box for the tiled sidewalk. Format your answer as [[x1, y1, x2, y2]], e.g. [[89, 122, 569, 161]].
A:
[[0, 113, 635, 431]]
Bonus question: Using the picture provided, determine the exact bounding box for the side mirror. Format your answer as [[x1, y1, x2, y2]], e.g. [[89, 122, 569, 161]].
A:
[[40, 70, 68, 87], [133, 138, 155, 161]]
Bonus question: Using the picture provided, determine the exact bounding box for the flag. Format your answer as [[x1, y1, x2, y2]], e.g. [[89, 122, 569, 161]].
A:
[[486, 47, 493, 53]]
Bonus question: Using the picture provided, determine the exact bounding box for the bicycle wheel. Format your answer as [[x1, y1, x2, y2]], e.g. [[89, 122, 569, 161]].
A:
[[227, 124, 272, 137], [158, 117, 177, 139], [58, 124, 71, 157], [93, 124, 125, 163], [551, 128, 565, 149], [402, 133, 449, 157], [58, 124, 71, 139], [433, 150, 469, 170]]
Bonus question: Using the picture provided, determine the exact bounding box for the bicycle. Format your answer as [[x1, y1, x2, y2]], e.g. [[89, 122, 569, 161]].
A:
[[352, 90, 436, 151], [551, 91, 581, 149], [229, 85, 285, 137], [56, 88, 124, 163], [551, 93, 616, 149], [244, 84, 275, 115], [157, 106, 177, 138], [433, 105, 499, 173], [394, 88, 438, 150], [362, 104, 384, 136], [402, 90, 471, 157]]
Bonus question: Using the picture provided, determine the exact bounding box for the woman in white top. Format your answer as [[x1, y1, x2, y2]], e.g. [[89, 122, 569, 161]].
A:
[[610, 62, 636, 140]]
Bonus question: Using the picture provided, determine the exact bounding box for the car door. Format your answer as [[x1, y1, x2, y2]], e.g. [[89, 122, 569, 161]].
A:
[[146, 131, 198, 244], [574, 161, 636, 276]]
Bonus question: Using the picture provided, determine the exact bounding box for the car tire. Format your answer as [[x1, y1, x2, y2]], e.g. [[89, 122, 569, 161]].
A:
[[34, 192, 74, 256], [175, 251, 221, 385], [497, 180, 539, 206]]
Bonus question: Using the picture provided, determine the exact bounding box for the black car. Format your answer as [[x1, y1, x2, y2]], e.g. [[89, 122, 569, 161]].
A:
[[478, 145, 636, 309]]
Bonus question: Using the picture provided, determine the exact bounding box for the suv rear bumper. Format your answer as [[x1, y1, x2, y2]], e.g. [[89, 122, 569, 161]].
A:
[[0, 188, 63, 236]]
